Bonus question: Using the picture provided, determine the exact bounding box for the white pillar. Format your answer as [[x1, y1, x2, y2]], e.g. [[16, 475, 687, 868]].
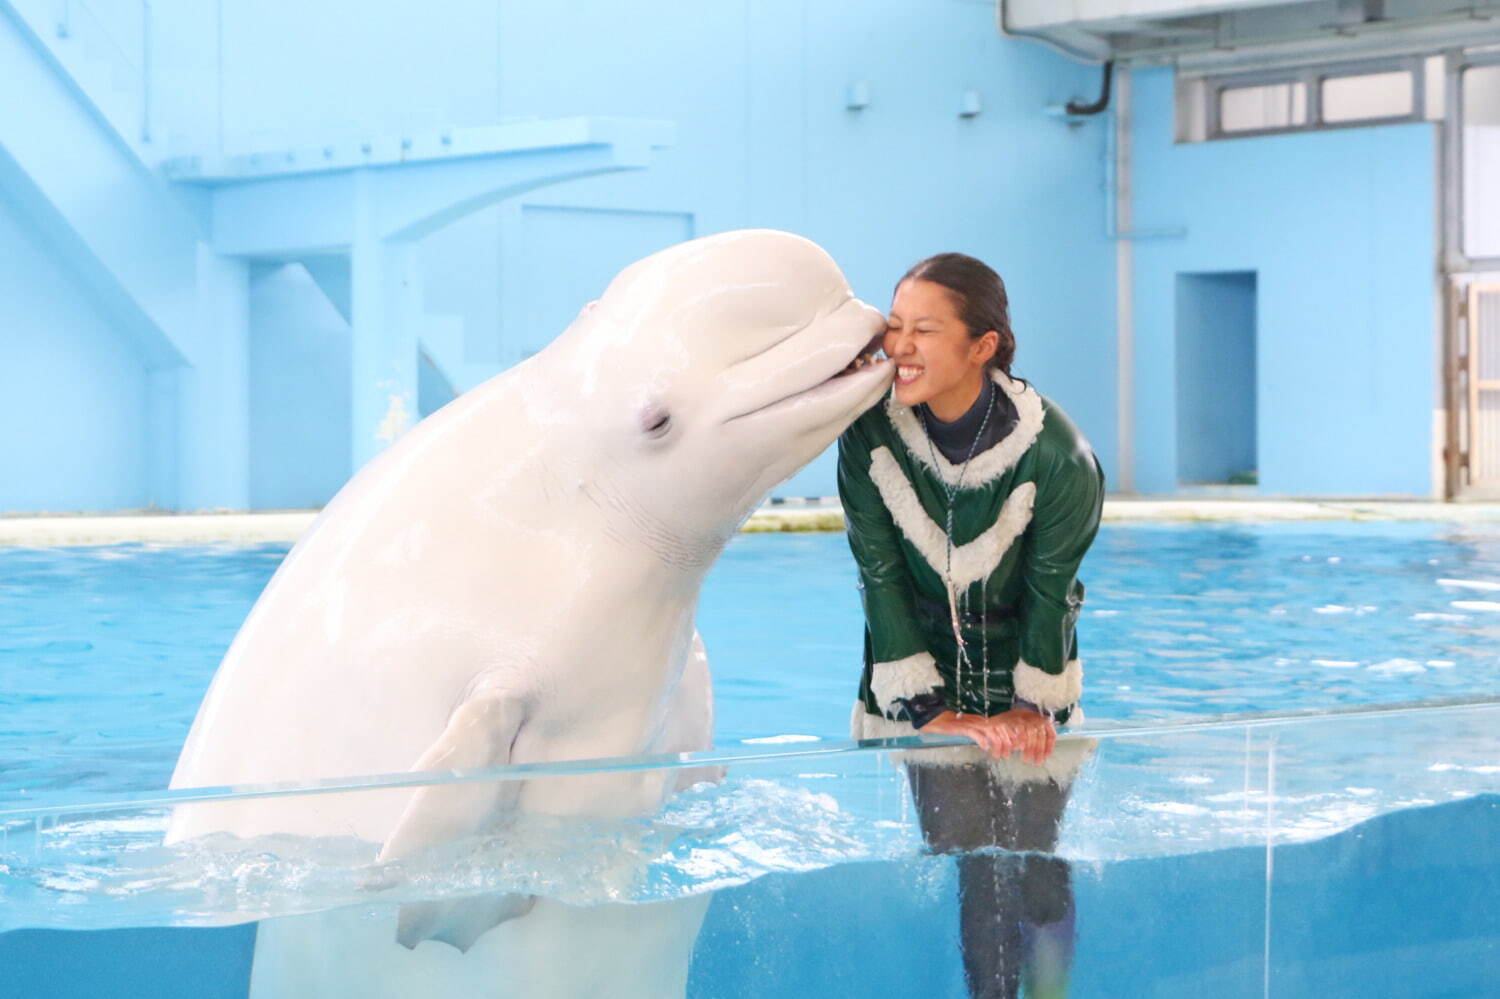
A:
[[1114, 68, 1136, 494], [176, 245, 250, 510]]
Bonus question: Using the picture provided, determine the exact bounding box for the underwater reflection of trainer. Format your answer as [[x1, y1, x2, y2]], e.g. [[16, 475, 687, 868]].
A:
[[839, 253, 1103, 999]]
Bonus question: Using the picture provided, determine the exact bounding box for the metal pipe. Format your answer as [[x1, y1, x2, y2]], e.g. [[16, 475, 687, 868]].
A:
[[1068, 60, 1114, 116], [1115, 68, 1136, 493]]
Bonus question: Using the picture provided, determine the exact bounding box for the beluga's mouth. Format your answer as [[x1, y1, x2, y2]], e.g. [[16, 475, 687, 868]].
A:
[[832, 334, 886, 379], [722, 295, 892, 426]]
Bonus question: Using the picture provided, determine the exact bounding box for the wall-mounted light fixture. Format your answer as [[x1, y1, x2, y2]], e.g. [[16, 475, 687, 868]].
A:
[[959, 89, 982, 118], [846, 81, 871, 111]]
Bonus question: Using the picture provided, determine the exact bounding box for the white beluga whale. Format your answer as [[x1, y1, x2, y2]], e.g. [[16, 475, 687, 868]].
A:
[[165, 229, 893, 993]]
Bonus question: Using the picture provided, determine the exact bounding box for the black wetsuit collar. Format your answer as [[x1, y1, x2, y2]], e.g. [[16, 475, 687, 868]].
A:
[[918, 374, 1019, 465]]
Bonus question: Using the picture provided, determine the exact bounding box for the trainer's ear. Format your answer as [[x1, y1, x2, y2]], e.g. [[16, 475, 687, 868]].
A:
[[972, 330, 999, 366]]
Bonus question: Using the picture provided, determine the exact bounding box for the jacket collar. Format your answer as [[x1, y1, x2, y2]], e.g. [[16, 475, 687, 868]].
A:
[[885, 369, 1044, 489]]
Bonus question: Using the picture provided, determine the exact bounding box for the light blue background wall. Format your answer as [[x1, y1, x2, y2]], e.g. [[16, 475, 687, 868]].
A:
[[1176, 271, 1256, 484], [0, 0, 1115, 511], [0, 5, 1450, 511], [460, 0, 1120, 497], [0, 190, 153, 511], [1130, 67, 1438, 497], [248, 264, 351, 510]]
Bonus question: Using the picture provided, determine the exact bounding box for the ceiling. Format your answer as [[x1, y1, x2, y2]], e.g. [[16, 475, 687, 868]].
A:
[[1001, 0, 1500, 70]]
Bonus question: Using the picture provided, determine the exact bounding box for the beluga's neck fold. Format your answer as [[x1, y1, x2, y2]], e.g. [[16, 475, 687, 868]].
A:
[[578, 473, 730, 578]]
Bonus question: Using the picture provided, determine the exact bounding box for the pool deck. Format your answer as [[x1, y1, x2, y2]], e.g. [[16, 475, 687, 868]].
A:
[[4, 498, 1500, 546]]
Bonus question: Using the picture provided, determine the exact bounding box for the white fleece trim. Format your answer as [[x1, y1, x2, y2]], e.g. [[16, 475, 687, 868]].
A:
[[850, 702, 1094, 785], [869, 652, 945, 714], [1012, 658, 1083, 713], [886, 370, 1045, 489], [870, 447, 1035, 587]]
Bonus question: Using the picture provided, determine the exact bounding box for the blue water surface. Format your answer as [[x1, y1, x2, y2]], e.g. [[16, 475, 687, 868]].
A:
[[4, 522, 1500, 808], [3, 526, 1499, 997], [701, 522, 1500, 732]]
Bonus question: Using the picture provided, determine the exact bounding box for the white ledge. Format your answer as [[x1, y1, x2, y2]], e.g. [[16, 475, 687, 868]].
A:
[[6, 498, 1500, 547]]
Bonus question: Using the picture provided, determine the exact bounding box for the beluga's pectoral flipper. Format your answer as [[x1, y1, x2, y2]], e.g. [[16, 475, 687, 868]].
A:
[[376, 688, 531, 950]]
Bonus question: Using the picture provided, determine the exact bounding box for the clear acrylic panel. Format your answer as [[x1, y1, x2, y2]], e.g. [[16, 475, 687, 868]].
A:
[[2, 698, 1497, 998]]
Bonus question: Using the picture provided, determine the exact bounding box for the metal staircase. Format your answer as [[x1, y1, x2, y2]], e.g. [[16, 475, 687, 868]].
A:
[[0, 0, 673, 508]]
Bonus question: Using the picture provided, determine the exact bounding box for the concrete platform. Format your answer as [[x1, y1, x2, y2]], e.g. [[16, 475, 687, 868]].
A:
[[5, 498, 1500, 547], [1099, 498, 1500, 523]]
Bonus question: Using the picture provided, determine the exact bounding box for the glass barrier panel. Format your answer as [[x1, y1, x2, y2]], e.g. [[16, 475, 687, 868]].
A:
[[1, 700, 1497, 998]]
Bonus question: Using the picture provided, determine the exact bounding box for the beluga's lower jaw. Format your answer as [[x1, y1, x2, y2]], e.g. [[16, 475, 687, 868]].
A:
[[727, 355, 892, 424], [836, 333, 887, 377]]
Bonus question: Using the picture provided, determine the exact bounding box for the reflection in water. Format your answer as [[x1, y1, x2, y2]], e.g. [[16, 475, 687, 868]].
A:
[[908, 763, 1075, 999]]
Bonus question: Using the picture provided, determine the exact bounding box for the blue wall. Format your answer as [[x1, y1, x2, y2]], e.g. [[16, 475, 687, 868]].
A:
[[248, 264, 352, 510], [208, 0, 1118, 500], [2, 5, 1451, 510], [481, 0, 1119, 496], [0, 924, 256, 999], [1, 0, 1115, 509], [0, 190, 153, 513], [1176, 272, 1257, 484], [1130, 67, 1438, 497], [691, 794, 1500, 998]]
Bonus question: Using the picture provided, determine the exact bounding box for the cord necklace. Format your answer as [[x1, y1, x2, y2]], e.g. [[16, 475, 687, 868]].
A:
[[919, 375, 995, 715]]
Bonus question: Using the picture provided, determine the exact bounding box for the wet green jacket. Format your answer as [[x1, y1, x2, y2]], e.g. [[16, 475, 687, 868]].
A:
[[838, 371, 1104, 732]]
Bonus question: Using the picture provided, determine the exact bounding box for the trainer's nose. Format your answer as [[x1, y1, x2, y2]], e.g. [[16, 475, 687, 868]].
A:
[[883, 325, 913, 359]]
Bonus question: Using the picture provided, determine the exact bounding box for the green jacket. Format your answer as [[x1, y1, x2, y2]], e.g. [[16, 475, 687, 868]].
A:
[[838, 371, 1103, 731]]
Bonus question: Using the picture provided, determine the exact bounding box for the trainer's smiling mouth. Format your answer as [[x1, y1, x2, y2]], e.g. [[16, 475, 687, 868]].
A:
[[894, 364, 924, 386]]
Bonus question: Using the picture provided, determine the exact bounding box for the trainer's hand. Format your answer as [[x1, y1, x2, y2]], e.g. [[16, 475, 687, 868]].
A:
[[922, 707, 1056, 764], [920, 710, 1010, 757]]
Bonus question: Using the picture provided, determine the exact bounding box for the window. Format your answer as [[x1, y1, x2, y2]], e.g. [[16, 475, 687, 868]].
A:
[[1322, 70, 1414, 123], [1462, 64, 1500, 259], [1199, 58, 1424, 141], [1219, 81, 1307, 133], [1466, 64, 1500, 127]]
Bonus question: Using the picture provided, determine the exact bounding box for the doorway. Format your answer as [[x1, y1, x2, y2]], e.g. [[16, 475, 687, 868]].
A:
[[1450, 279, 1500, 498], [1176, 272, 1257, 487], [1445, 57, 1500, 498]]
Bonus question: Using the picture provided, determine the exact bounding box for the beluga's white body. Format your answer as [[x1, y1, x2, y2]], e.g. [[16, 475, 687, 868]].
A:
[[165, 229, 893, 993]]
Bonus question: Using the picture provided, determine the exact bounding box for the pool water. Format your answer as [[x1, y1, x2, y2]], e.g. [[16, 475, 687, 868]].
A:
[[3, 708, 1497, 997], [2, 523, 1499, 996], [702, 522, 1500, 735], [4, 523, 1500, 808], [687, 791, 1500, 998]]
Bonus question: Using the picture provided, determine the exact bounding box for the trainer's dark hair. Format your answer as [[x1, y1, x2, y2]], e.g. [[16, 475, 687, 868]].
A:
[[897, 253, 1015, 374]]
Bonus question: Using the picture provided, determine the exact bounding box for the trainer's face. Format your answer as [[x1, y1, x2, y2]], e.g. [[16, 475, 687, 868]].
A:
[[884, 279, 995, 421]]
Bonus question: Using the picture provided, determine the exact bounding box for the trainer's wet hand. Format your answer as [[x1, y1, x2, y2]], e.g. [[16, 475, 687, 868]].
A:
[[923, 708, 1055, 764]]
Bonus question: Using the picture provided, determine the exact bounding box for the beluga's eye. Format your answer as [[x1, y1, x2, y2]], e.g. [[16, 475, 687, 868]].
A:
[[639, 405, 672, 439]]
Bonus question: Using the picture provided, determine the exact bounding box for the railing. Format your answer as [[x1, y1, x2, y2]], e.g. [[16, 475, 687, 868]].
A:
[[9, 0, 154, 145], [3, 693, 1496, 823]]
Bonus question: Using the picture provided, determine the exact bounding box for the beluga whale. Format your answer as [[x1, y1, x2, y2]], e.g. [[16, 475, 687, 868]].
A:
[[165, 229, 894, 993]]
